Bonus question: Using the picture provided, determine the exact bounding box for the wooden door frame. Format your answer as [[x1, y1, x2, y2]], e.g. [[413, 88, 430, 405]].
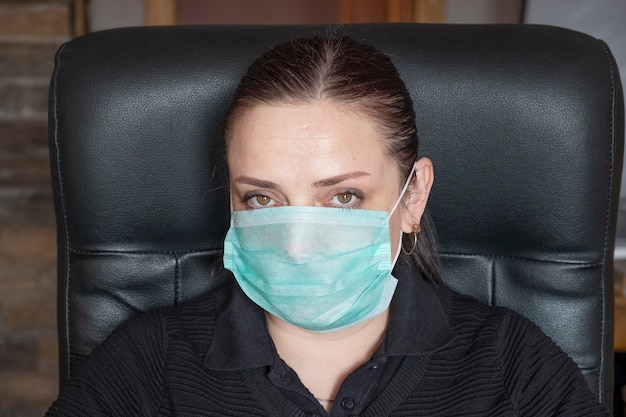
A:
[[72, 0, 87, 36], [145, 0, 177, 25], [144, 0, 445, 26], [340, 0, 445, 23]]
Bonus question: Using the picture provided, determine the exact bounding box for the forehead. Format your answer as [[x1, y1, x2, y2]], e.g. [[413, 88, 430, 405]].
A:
[[226, 102, 392, 167]]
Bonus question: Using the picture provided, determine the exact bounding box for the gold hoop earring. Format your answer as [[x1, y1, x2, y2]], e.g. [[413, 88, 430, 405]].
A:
[[401, 223, 421, 255]]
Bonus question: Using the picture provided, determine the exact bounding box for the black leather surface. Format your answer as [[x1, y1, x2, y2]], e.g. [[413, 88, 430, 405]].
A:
[[48, 24, 624, 406]]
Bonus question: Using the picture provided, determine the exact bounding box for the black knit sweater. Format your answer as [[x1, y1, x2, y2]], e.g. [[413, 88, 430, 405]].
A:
[[46, 271, 610, 416]]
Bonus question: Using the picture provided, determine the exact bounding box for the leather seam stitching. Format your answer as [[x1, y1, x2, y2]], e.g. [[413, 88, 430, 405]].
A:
[[52, 41, 72, 382], [174, 254, 181, 306], [598, 39, 618, 402], [67, 247, 222, 255], [439, 252, 603, 267]]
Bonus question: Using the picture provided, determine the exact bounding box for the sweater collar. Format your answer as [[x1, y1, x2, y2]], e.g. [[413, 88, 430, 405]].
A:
[[204, 263, 455, 371], [204, 281, 274, 370], [385, 260, 455, 356]]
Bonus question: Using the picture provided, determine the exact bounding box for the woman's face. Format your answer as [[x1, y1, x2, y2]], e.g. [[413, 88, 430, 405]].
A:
[[226, 101, 432, 257]]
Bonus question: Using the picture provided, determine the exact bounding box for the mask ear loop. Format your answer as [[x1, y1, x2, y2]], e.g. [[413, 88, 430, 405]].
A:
[[390, 164, 417, 263], [228, 193, 238, 226], [388, 164, 417, 218]]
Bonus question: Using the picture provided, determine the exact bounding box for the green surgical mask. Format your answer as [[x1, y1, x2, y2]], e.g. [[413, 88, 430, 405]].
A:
[[223, 168, 414, 332]]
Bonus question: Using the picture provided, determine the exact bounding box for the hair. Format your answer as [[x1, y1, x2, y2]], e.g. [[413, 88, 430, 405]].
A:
[[224, 36, 442, 284]]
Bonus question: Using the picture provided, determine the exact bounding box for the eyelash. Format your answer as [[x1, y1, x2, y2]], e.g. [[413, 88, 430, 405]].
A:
[[240, 188, 365, 209]]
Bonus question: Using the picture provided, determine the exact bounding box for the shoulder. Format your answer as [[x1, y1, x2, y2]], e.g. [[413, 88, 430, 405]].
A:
[[46, 285, 233, 417], [433, 284, 518, 332], [433, 284, 560, 348], [158, 284, 230, 325], [432, 284, 609, 415], [87, 286, 229, 372], [431, 283, 554, 363], [70, 283, 233, 385], [131, 283, 231, 355]]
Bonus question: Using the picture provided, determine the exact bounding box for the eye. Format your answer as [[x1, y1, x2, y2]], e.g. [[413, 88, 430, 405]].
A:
[[255, 195, 272, 206], [329, 189, 364, 208], [334, 192, 354, 205], [242, 193, 277, 209]]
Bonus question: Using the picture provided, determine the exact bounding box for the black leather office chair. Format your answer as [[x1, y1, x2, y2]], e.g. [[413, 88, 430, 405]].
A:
[[48, 24, 624, 407]]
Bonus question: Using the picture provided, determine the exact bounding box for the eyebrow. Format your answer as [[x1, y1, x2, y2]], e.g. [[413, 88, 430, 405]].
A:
[[312, 172, 370, 187], [234, 171, 370, 189], [234, 176, 279, 188]]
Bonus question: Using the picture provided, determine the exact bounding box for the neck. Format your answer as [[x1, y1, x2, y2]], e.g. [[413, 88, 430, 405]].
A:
[[266, 309, 390, 407], [266, 309, 390, 345]]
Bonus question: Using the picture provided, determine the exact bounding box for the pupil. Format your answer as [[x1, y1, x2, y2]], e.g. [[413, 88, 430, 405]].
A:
[[339, 193, 352, 203], [257, 196, 269, 205]]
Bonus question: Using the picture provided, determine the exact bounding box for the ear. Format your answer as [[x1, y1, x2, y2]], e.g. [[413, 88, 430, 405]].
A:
[[401, 157, 434, 234]]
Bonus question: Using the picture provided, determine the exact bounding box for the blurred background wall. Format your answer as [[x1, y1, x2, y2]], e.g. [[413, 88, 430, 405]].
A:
[[0, 1, 70, 416]]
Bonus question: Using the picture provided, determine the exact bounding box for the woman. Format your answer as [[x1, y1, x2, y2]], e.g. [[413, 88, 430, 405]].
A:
[[46, 36, 610, 416]]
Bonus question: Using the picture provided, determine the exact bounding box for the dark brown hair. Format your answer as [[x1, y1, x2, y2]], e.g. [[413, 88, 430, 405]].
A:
[[224, 36, 442, 284]]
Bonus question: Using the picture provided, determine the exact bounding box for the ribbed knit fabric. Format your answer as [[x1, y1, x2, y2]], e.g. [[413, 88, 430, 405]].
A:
[[46, 284, 610, 416]]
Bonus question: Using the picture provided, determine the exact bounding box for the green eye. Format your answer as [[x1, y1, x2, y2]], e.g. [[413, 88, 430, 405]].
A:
[[336, 192, 353, 204], [256, 195, 271, 205]]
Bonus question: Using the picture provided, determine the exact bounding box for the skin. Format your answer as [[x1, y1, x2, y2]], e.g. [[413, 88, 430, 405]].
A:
[[226, 101, 434, 411]]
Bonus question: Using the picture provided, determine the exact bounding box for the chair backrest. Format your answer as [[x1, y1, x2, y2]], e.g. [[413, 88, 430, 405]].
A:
[[49, 24, 624, 406]]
